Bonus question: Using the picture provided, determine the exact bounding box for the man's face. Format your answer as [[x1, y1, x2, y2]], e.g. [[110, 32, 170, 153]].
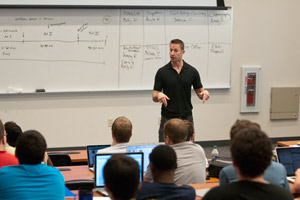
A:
[[169, 43, 185, 63]]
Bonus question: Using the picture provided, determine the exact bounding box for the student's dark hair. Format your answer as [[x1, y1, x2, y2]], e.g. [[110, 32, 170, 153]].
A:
[[164, 118, 187, 144], [150, 145, 177, 171], [230, 128, 273, 178], [230, 119, 261, 140], [170, 39, 184, 50], [104, 155, 140, 200], [183, 120, 194, 141], [4, 121, 23, 147], [112, 117, 132, 143], [0, 119, 4, 139], [15, 130, 47, 165]]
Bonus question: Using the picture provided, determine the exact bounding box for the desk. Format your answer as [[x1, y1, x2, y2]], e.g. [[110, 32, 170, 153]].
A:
[[60, 165, 220, 199], [60, 166, 299, 199], [58, 165, 93, 181], [48, 150, 87, 164], [277, 141, 300, 147]]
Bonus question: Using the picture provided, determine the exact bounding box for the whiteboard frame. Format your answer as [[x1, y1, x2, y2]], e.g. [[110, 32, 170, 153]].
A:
[[0, 0, 226, 9]]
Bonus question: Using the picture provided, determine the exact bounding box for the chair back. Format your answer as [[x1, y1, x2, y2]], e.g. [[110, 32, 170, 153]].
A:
[[65, 179, 94, 190], [48, 153, 71, 166]]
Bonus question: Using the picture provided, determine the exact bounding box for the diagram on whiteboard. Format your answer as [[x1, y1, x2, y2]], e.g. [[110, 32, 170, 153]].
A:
[[0, 8, 232, 93]]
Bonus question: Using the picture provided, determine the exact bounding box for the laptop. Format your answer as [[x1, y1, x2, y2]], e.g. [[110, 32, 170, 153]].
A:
[[94, 152, 144, 196], [276, 146, 300, 182], [87, 145, 110, 171], [127, 143, 162, 174]]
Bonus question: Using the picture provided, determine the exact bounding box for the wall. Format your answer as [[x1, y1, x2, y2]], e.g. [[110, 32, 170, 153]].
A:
[[0, 0, 300, 147]]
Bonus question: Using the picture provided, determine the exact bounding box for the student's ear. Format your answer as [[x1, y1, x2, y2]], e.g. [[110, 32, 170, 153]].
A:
[[190, 134, 195, 142], [165, 135, 171, 145], [232, 161, 240, 175]]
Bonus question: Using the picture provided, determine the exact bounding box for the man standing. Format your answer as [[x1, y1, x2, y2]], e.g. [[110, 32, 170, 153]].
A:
[[152, 39, 210, 142]]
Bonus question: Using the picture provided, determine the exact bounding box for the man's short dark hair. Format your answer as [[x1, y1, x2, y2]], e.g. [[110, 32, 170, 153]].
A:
[[164, 118, 187, 144], [230, 128, 273, 178], [104, 155, 140, 200], [183, 120, 194, 141], [0, 119, 4, 139], [112, 117, 132, 143], [4, 121, 23, 147], [230, 119, 261, 140], [150, 145, 177, 171], [15, 130, 47, 165], [170, 39, 184, 50]]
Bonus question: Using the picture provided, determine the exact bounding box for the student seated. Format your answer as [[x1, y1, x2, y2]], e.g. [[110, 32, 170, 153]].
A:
[[144, 118, 207, 184], [0, 119, 18, 168], [4, 121, 53, 166], [97, 116, 132, 154], [0, 130, 65, 200], [203, 128, 293, 200], [219, 119, 290, 190], [137, 145, 195, 200], [103, 154, 140, 200]]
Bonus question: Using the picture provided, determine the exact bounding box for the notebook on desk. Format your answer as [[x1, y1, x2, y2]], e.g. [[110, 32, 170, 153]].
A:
[[275, 146, 300, 182], [127, 143, 162, 174], [87, 145, 110, 171], [94, 152, 144, 196]]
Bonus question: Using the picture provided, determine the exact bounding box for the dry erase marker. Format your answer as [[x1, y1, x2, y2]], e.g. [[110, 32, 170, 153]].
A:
[[35, 89, 46, 92]]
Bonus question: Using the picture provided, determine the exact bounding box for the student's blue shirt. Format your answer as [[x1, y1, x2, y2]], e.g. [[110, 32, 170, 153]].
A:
[[0, 163, 65, 200], [219, 161, 290, 190]]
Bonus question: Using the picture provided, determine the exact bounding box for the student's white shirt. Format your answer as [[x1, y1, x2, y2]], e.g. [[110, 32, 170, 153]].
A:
[[96, 143, 128, 154]]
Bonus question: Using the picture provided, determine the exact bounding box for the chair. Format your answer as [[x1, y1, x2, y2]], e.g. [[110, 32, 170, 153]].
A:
[[48, 153, 71, 167], [65, 179, 94, 190]]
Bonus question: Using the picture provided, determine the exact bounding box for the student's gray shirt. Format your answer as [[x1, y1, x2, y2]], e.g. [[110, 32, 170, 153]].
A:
[[144, 141, 207, 184]]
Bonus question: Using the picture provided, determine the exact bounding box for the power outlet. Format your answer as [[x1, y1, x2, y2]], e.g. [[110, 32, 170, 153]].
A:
[[108, 118, 114, 127]]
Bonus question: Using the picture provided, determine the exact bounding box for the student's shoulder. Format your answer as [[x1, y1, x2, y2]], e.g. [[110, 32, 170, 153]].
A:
[[203, 184, 231, 200]]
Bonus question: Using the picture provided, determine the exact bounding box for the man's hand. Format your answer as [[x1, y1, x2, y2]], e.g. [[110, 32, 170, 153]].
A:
[[157, 92, 170, 107], [198, 90, 210, 103]]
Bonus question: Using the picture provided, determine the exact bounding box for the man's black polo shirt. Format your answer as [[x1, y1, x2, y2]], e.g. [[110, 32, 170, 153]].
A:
[[153, 61, 203, 118]]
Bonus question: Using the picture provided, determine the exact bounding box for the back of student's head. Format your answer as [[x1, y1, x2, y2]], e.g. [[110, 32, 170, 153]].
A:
[[230, 119, 261, 140], [104, 155, 140, 200], [0, 119, 4, 139], [183, 120, 194, 141], [4, 121, 23, 147], [150, 145, 177, 171], [230, 127, 272, 178], [163, 118, 187, 144], [15, 130, 47, 165], [112, 117, 132, 143]]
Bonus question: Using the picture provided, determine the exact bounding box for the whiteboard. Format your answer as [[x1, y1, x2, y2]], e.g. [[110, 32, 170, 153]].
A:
[[0, 8, 232, 93]]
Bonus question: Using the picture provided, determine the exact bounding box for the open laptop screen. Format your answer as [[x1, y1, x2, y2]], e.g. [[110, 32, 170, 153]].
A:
[[87, 145, 110, 168], [127, 144, 161, 174], [94, 152, 144, 188], [276, 146, 300, 176]]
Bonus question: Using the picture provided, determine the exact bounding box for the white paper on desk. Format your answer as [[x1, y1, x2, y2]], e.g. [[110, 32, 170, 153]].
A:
[[196, 188, 211, 197], [93, 197, 111, 200]]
